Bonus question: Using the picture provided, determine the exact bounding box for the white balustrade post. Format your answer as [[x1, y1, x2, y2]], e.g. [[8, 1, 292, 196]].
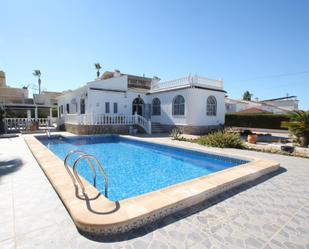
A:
[[91, 112, 94, 125], [147, 119, 152, 134], [27, 110, 31, 120], [34, 107, 38, 121], [134, 112, 138, 124]]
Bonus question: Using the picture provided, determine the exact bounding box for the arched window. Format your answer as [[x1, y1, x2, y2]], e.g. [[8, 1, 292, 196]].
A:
[[173, 95, 185, 115], [207, 96, 217, 116], [152, 98, 161, 116]]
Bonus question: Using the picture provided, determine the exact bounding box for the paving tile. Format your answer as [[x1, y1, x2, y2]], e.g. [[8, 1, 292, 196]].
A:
[[0, 207, 14, 224], [14, 211, 57, 237], [0, 221, 15, 242], [15, 224, 70, 249], [0, 238, 15, 249]]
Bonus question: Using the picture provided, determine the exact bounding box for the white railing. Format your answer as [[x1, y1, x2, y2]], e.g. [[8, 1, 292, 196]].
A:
[[136, 115, 151, 134], [4, 117, 56, 132], [63, 113, 152, 134], [151, 75, 223, 91]]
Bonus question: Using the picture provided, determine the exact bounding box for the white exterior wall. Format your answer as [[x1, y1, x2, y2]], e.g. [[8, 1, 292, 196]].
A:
[[150, 88, 225, 126], [57, 86, 89, 116], [58, 76, 129, 116], [187, 88, 225, 126], [149, 89, 190, 125], [88, 76, 128, 91], [87, 90, 147, 116]]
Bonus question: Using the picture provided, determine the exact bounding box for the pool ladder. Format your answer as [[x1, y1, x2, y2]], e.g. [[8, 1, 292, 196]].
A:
[[64, 150, 108, 197]]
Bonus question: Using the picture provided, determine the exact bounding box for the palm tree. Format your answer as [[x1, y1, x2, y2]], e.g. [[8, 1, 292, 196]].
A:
[[243, 91, 253, 101], [33, 70, 42, 94], [95, 63, 102, 78], [281, 110, 309, 147]]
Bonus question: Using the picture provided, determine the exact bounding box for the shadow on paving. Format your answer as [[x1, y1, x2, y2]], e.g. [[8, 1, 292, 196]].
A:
[[0, 158, 23, 178], [79, 166, 287, 242]]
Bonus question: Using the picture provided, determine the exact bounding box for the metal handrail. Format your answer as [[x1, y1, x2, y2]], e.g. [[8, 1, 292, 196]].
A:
[[64, 150, 96, 187], [72, 154, 108, 197]]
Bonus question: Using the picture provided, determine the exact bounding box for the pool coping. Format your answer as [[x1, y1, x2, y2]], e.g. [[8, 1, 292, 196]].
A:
[[24, 133, 280, 235]]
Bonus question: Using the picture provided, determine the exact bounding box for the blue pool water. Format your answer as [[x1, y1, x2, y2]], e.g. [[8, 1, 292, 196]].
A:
[[38, 136, 248, 201]]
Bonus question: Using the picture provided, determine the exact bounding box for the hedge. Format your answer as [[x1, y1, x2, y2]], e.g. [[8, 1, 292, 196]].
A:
[[225, 113, 290, 130]]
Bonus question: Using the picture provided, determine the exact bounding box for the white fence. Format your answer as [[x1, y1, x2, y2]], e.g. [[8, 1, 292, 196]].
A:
[[4, 117, 57, 132], [151, 75, 223, 91], [63, 113, 152, 134]]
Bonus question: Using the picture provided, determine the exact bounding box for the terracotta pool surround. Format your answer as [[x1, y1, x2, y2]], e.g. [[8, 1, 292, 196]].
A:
[[24, 134, 280, 235]]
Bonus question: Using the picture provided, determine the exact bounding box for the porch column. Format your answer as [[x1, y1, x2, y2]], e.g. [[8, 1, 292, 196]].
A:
[[49, 108, 53, 118], [34, 107, 38, 121], [27, 110, 31, 120]]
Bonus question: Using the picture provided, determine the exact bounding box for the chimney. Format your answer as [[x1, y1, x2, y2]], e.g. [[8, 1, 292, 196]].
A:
[[113, 69, 121, 77], [0, 71, 6, 87], [151, 76, 160, 85], [22, 87, 29, 99]]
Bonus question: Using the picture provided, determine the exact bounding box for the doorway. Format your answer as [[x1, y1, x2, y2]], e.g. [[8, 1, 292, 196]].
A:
[[132, 97, 144, 116]]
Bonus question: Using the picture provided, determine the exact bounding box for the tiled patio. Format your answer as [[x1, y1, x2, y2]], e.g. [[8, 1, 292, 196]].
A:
[[0, 135, 309, 249]]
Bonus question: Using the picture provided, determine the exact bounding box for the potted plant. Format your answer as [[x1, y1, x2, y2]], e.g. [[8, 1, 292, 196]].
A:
[[281, 110, 309, 148], [247, 133, 257, 144], [30, 121, 39, 131]]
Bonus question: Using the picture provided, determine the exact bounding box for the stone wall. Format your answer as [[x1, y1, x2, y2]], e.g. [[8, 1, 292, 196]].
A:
[[64, 123, 220, 135], [64, 123, 133, 135], [158, 124, 221, 135]]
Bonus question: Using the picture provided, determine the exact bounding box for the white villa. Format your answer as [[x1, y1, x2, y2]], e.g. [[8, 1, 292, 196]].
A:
[[57, 70, 226, 135]]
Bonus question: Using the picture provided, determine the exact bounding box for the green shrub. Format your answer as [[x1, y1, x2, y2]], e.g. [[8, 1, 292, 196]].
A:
[[281, 110, 309, 147], [225, 113, 290, 130], [170, 127, 183, 140], [195, 130, 244, 148]]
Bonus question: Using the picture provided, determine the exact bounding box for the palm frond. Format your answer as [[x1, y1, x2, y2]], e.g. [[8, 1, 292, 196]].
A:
[[94, 63, 101, 70], [33, 70, 41, 77], [282, 110, 309, 139]]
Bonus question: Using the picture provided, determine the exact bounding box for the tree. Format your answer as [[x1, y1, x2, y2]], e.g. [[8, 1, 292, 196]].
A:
[[95, 63, 102, 78], [281, 110, 309, 147], [243, 91, 253, 101], [33, 70, 42, 94]]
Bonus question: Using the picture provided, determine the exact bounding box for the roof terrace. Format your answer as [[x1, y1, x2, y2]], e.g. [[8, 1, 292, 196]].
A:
[[151, 75, 223, 92]]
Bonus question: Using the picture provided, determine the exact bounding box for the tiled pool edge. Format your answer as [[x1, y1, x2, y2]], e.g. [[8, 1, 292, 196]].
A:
[[24, 135, 280, 235]]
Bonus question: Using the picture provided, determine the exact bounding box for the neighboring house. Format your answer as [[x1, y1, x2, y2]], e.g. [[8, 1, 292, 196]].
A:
[[260, 96, 299, 111], [0, 70, 60, 120], [58, 70, 226, 134], [237, 107, 271, 114], [33, 91, 62, 106], [0, 71, 29, 104], [225, 97, 296, 114]]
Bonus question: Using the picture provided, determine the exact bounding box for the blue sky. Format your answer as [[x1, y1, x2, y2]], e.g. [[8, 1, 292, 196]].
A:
[[0, 0, 308, 109]]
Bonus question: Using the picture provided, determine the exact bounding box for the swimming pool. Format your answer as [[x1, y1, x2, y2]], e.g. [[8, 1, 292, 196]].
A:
[[38, 136, 248, 201], [26, 134, 279, 235]]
